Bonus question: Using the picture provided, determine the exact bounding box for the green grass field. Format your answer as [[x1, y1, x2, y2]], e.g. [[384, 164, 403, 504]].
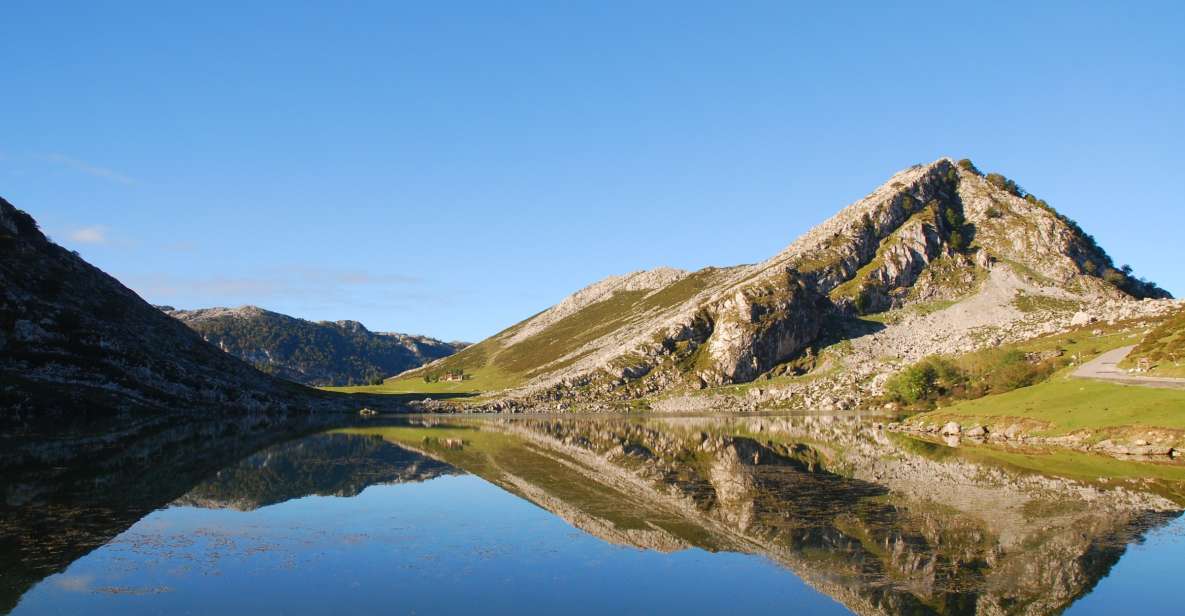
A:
[[324, 363, 518, 395], [911, 373, 1185, 438]]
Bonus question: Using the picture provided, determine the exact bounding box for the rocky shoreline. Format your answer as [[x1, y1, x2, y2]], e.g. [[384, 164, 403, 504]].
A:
[[406, 397, 1185, 463], [888, 418, 1182, 459]]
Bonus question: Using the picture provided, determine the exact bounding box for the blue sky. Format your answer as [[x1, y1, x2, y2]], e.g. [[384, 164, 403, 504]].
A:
[[3, 2, 1182, 342]]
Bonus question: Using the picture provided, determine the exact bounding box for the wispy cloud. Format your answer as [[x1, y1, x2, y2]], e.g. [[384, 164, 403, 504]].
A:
[[43, 153, 137, 186], [126, 266, 426, 305], [69, 225, 109, 244]]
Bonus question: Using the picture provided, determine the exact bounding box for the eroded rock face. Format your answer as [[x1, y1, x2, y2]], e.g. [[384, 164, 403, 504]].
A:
[[855, 217, 950, 312], [701, 270, 824, 384]]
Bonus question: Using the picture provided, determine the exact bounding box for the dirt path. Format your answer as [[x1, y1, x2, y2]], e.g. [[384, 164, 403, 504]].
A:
[[1073, 345, 1185, 390]]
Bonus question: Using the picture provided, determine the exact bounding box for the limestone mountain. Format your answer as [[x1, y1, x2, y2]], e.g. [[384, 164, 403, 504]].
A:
[[397, 158, 1172, 407], [165, 305, 465, 387]]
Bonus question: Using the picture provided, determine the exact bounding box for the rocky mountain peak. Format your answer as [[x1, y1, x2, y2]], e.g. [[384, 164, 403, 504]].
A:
[[399, 158, 1174, 407]]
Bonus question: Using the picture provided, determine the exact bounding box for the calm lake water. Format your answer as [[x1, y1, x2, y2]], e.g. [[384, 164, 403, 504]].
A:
[[4, 414, 1184, 615]]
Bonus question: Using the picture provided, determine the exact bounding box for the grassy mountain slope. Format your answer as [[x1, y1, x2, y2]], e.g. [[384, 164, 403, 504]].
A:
[[166, 306, 464, 386], [1121, 309, 1185, 377], [369, 158, 1172, 408]]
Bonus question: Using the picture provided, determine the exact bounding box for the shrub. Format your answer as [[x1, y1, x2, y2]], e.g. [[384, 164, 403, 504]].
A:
[[885, 356, 963, 405], [956, 159, 981, 175], [944, 206, 964, 228], [948, 230, 967, 252], [886, 363, 938, 404], [853, 286, 874, 315], [1102, 268, 1127, 286], [942, 205, 968, 251], [986, 350, 1046, 391], [886, 348, 1064, 408], [986, 172, 1025, 197]]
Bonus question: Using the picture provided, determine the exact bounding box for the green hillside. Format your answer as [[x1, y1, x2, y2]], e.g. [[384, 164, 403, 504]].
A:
[[332, 267, 731, 395], [1122, 309, 1185, 377]]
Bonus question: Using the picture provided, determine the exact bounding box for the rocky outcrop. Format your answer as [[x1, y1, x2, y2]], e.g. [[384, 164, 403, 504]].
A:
[[700, 269, 824, 384]]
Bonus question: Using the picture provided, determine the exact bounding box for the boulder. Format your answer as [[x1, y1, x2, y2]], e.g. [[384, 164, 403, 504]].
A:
[[965, 425, 988, 438], [940, 421, 961, 436]]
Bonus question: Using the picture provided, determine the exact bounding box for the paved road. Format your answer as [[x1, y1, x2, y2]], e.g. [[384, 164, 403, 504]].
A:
[[1073, 345, 1185, 390]]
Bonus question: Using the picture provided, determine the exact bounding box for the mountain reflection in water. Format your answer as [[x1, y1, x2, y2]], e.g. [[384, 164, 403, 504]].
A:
[[3, 414, 1184, 615]]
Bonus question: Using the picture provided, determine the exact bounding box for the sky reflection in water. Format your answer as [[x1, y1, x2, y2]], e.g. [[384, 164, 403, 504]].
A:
[[8, 416, 1185, 615]]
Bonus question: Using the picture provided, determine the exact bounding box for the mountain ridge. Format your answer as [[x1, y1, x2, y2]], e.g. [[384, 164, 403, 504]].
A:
[[164, 305, 466, 386]]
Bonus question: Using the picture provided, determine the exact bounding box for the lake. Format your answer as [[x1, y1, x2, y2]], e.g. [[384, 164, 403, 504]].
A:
[[3, 414, 1184, 615]]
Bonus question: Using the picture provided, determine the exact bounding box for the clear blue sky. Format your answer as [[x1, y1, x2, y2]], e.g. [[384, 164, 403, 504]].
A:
[[3, 2, 1182, 342]]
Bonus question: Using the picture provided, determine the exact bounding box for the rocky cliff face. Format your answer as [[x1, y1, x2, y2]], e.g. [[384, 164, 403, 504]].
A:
[[401, 158, 1172, 407], [165, 305, 464, 386]]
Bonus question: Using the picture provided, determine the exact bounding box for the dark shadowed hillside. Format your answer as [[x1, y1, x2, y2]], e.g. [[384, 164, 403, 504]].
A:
[[0, 197, 402, 470]]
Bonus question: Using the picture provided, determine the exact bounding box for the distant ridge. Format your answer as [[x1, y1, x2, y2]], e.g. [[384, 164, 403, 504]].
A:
[[164, 305, 466, 386]]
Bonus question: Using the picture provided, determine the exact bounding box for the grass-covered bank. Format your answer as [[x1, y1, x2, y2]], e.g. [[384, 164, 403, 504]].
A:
[[881, 318, 1156, 410], [891, 314, 1185, 456], [907, 376, 1185, 439]]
